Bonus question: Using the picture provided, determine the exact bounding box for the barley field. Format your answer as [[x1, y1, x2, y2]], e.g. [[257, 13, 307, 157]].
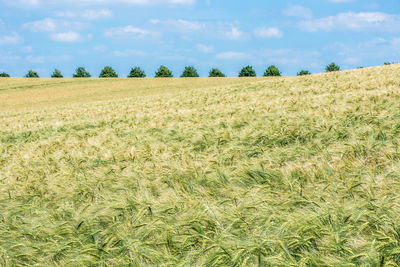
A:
[[1, 65, 400, 266]]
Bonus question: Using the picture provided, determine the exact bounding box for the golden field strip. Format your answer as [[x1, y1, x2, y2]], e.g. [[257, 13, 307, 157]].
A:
[[1, 65, 400, 265]]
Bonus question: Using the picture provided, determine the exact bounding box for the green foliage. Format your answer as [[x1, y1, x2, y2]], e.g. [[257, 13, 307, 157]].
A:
[[180, 66, 199, 77], [128, 67, 146, 78], [51, 69, 63, 78], [0, 72, 10, 77], [239, 65, 256, 77], [209, 68, 225, 77], [297, 70, 311, 76], [25, 70, 39, 78], [73, 67, 91, 78], [99, 66, 118, 78], [264, 65, 281, 77], [325, 62, 340, 72], [155, 65, 173, 78]]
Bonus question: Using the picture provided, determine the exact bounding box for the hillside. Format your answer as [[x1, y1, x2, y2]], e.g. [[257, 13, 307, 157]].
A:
[[1, 65, 400, 265]]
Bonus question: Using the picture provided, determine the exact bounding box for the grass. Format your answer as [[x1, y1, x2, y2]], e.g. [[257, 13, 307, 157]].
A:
[[1, 65, 400, 265]]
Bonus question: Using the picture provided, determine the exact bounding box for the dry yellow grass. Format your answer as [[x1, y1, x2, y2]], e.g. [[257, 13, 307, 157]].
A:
[[1, 65, 400, 266]]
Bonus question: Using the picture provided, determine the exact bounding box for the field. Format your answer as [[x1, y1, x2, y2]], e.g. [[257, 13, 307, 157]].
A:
[[1, 65, 400, 266]]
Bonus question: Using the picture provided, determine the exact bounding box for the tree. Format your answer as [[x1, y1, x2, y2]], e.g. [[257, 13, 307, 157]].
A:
[[128, 67, 146, 78], [99, 66, 118, 78], [73, 67, 91, 78], [297, 70, 311, 76], [239, 65, 256, 77], [155, 65, 173, 77], [51, 69, 63, 78], [325, 62, 340, 72], [209, 68, 225, 77], [25, 70, 39, 78], [0, 72, 10, 77], [181, 66, 199, 77], [264, 65, 281, 77]]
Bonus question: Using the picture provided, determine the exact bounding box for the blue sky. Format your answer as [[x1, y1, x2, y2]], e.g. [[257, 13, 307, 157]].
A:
[[0, 0, 399, 77]]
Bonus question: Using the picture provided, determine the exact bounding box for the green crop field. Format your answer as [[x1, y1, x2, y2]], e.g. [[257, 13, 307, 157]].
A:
[[1, 65, 400, 266]]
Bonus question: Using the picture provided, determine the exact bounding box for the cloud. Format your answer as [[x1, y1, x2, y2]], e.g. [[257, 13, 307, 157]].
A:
[[22, 46, 33, 53], [0, 32, 23, 45], [4, 0, 195, 7], [216, 51, 248, 60], [283, 5, 313, 19], [225, 26, 244, 40], [104, 25, 157, 38], [23, 18, 57, 32], [112, 49, 147, 57], [55, 9, 112, 20], [328, 0, 353, 3], [23, 18, 86, 32], [163, 19, 203, 33], [25, 54, 72, 63], [196, 44, 214, 53], [50, 31, 82, 42], [300, 12, 400, 32], [254, 27, 283, 39]]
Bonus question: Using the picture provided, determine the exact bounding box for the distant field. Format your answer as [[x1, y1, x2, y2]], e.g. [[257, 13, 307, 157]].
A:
[[1, 65, 400, 265]]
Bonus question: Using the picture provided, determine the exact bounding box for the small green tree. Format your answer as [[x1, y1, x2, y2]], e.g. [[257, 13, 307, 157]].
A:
[[297, 70, 311, 76], [181, 66, 199, 77], [99, 66, 118, 78], [73, 67, 91, 78], [128, 67, 146, 78], [264, 65, 281, 77], [25, 70, 39, 78], [325, 62, 340, 72], [0, 72, 10, 77], [155, 65, 173, 78], [239, 65, 256, 77], [209, 68, 225, 77], [51, 69, 63, 78]]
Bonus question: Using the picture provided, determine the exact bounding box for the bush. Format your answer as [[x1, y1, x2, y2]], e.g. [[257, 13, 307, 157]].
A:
[[297, 70, 311, 76], [239, 65, 256, 77], [325, 63, 340, 72], [181, 66, 199, 77], [51, 69, 63, 78], [99, 66, 118, 78], [25, 70, 39, 78], [264, 65, 281, 77], [209, 68, 225, 77], [128, 67, 146, 78], [0, 72, 10, 77], [155, 65, 173, 78], [73, 67, 91, 78]]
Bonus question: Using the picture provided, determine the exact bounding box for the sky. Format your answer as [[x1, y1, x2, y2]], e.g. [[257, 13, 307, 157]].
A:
[[0, 0, 400, 77]]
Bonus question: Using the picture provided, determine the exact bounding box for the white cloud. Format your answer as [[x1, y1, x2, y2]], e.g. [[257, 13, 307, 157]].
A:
[[25, 54, 72, 63], [23, 18, 57, 32], [55, 9, 112, 20], [164, 19, 203, 32], [300, 12, 400, 32], [196, 44, 214, 53], [328, 0, 353, 2], [0, 32, 23, 45], [93, 45, 107, 51], [104, 25, 157, 38], [5, 0, 195, 7], [50, 31, 82, 42], [22, 46, 33, 53], [112, 49, 147, 57], [225, 26, 244, 40], [254, 27, 283, 39], [283, 5, 313, 19], [216, 51, 248, 60]]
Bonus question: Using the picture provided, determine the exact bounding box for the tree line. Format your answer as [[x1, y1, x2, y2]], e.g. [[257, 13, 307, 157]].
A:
[[0, 63, 342, 78]]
